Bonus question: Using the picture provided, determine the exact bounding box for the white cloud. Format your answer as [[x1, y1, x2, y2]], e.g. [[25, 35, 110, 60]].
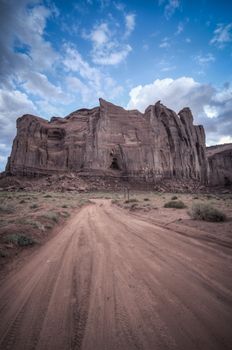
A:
[[210, 23, 232, 48], [127, 77, 204, 112], [203, 105, 218, 118], [127, 77, 232, 145], [185, 37, 191, 43], [83, 13, 134, 65], [194, 53, 215, 65], [175, 22, 184, 35], [125, 14, 136, 37], [63, 45, 123, 104], [159, 37, 170, 48], [89, 23, 109, 45], [161, 65, 176, 72], [214, 85, 232, 102], [93, 45, 132, 65], [66, 76, 93, 104], [159, 0, 181, 20], [0, 88, 37, 143], [0, 155, 8, 163], [63, 44, 103, 91], [22, 72, 67, 102], [0, 1, 58, 82], [218, 136, 232, 144]]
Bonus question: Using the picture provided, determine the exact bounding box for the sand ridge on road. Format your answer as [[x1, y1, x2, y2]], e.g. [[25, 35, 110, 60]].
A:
[[0, 199, 231, 350]]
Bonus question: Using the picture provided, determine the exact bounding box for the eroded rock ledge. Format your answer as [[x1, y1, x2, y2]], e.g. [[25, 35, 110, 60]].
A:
[[5, 99, 209, 184]]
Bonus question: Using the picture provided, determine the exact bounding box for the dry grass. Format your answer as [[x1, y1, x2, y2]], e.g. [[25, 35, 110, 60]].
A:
[[189, 203, 226, 222], [164, 200, 186, 209], [0, 191, 94, 264]]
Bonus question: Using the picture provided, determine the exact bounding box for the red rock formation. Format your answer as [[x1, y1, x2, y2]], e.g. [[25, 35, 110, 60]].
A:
[[6, 99, 209, 183], [206, 143, 232, 186]]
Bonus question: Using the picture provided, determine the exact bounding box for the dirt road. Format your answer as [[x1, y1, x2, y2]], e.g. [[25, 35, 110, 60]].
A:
[[0, 200, 231, 350]]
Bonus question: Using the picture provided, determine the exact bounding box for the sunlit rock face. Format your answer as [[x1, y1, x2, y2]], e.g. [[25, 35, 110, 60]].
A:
[[6, 98, 208, 183], [206, 144, 232, 186]]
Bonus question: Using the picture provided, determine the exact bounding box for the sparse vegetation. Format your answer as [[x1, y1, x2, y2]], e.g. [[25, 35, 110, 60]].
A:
[[61, 211, 70, 218], [189, 203, 226, 222], [3, 234, 36, 246], [43, 211, 59, 223], [171, 195, 178, 200], [124, 198, 139, 204], [0, 250, 9, 258], [164, 200, 186, 209], [144, 198, 150, 201], [129, 203, 138, 211], [0, 204, 15, 214], [30, 203, 39, 209]]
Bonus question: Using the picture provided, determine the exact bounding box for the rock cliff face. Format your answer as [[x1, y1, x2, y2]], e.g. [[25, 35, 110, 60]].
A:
[[6, 99, 208, 183], [206, 144, 232, 186]]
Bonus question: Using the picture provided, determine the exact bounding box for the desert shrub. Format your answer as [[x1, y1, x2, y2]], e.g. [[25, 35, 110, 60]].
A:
[[3, 234, 36, 246], [78, 199, 92, 207], [45, 223, 54, 230], [206, 194, 213, 199], [43, 194, 52, 198], [17, 218, 43, 229], [164, 200, 186, 209], [44, 212, 59, 223], [129, 203, 138, 211], [0, 204, 15, 214], [124, 198, 139, 204], [61, 211, 70, 218], [189, 203, 226, 222], [193, 196, 199, 200], [62, 204, 68, 208], [25, 220, 45, 231], [0, 250, 9, 258], [144, 198, 150, 201], [171, 196, 178, 200], [20, 199, 26, 204], [30, 203, 39, 209]]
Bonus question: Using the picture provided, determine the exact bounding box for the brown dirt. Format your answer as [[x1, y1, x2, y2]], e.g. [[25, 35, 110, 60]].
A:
[[0, 199, 231, 350]]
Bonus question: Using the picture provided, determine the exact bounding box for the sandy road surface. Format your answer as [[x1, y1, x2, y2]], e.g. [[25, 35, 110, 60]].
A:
[[0, 199, 231, 350]]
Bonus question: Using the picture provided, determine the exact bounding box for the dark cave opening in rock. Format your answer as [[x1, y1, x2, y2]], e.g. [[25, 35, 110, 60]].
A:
[[110, 157, 120, 170]]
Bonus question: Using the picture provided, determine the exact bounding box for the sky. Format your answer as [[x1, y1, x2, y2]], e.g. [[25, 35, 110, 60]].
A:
[[0, 0, 232, 171]]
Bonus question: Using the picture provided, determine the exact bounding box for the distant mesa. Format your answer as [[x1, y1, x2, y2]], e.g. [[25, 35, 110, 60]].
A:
[[3, 98, 232, 187]]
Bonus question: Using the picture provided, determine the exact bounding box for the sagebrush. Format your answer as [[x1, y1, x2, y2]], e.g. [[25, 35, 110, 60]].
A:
[[189, 203, 226, 222]]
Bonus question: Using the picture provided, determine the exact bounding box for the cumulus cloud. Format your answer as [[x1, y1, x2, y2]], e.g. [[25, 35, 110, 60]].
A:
[[0, 88, 37, 148], [210, 23, 232, 48], [0, 0, 58, 85], [83, 11, 134, 65], [22, 72, 68, 102], [0, 1, 68, 109], [0, 1, 69, 170], [64, 45, 123, 104], [127, 77, 232, 145]]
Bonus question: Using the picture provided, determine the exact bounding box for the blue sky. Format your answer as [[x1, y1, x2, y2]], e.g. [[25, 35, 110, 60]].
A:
[[0, 0, 232, 170]]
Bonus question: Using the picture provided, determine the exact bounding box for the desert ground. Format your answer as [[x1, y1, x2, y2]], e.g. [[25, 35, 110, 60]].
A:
[[0, 190, 232, 349]]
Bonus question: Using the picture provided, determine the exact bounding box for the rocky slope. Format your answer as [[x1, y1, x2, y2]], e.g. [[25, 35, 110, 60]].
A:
[[206, 143, 232, 186], [5, 99, 208, 184]]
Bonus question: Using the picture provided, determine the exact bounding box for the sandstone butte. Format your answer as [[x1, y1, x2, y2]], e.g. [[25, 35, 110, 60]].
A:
[[5, 99, 212, 185]]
